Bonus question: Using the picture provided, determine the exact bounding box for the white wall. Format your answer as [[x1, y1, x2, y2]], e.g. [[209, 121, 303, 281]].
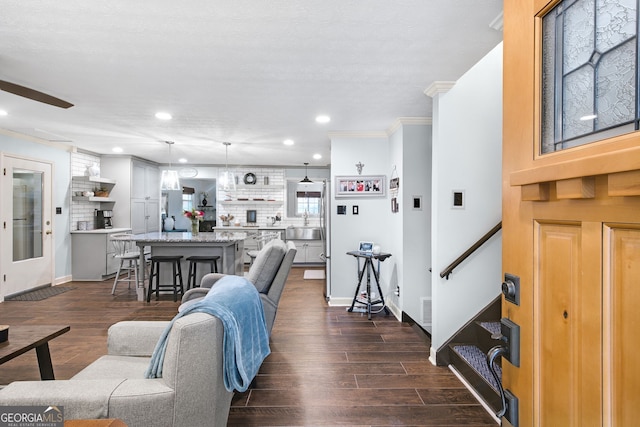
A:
[[329, 135, 394, 303], [329, 122, 431, 324], [399, 124, 432, 328], [430, 43, 503, 354], [0, 131, 73, 284]]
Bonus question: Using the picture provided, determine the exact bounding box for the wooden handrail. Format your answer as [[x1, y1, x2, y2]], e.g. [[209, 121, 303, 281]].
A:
[[439, 221, 502, 280]]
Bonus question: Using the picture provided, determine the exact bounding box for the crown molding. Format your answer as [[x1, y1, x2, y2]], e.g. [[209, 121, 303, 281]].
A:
[[327, 130, 388, 139], [0, 127, 74, 151], [387, 117, 432, 134], [424, 81, 456, 98]]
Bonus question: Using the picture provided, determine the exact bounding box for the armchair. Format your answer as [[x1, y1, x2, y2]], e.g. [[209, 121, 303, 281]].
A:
[[181, 239, 297, 335], [0, 314, 233, 427]]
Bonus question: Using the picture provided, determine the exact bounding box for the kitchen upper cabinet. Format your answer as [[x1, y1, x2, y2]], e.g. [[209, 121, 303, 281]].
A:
[[132, 161, 159, 200], [101, 157, 160, 234]]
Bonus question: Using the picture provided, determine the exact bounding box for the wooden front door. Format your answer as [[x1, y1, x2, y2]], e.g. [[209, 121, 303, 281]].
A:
[[503, 1, 640, 426]]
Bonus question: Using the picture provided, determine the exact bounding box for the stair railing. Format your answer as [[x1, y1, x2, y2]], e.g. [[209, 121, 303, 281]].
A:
[[439, 221, 502, 280]]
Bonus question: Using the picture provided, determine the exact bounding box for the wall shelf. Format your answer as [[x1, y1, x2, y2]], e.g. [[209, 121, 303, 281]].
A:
[[234, 184, 282, 189], [220, 200, 282, 205], [72, 196, 116, 203], [72, 176, 116, 185]]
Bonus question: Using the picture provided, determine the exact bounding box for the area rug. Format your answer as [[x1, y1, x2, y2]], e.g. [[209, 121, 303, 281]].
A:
[[303, 270, 325, 280], [5, 286, 75, 301]]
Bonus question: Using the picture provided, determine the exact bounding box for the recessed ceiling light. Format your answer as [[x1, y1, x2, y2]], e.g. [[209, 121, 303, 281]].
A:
[[112, 147, 123, 153], [0, 110, 8, 116], [178, 158, 188, 163], [283, 139, 294, 146], [313, 153, 322, 160], [315, 115, 330, 124], [155, 112, 172, 120]]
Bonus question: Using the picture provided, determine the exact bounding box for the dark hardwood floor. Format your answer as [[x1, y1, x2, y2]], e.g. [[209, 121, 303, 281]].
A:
[[0, 267, 496, 426]]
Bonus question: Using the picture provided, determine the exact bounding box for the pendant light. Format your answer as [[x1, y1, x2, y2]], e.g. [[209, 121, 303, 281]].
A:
[[299, 162, 313, 185], [219, 142, 236, 194], [160, 141, 181, 191]]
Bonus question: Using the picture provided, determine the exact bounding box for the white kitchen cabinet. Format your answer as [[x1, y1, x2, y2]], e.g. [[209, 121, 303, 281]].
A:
[[71, 228, 131, 280], [289, 240, 324, 264], [100, 157, 160, 233]]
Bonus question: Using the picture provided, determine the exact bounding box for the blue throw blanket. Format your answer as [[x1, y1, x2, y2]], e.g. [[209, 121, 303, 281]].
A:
[[144, 275, 271, 392]]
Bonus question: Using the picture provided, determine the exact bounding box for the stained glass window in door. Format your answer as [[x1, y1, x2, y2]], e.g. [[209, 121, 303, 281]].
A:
[[541, 0, 637, 153]]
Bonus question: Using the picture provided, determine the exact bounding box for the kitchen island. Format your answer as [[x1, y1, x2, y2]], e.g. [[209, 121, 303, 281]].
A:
[[131, 231, 247, 301], [213, 225, 288, 263]]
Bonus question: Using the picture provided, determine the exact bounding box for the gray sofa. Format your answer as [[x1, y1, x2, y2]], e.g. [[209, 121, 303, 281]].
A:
[[181, 239, 297, 335], [0, 313, 233, 427]]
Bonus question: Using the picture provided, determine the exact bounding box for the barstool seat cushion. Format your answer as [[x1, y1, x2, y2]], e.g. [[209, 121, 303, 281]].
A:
[[246, 239, 286, 292]]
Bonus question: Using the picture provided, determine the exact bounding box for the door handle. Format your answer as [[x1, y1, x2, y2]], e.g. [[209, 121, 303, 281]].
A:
[[45, 230, 52, 235]]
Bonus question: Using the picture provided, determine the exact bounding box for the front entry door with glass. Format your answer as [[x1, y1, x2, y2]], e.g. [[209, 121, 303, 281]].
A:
[[504, 1, 640, 425], [1, 154, 53, 300]]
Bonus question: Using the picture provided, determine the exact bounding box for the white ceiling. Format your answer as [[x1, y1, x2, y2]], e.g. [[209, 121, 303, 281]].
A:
[[0, 1, 503, 168]]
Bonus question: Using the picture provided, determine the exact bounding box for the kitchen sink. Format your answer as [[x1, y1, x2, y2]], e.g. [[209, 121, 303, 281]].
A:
[[285, 227, 322, 240]]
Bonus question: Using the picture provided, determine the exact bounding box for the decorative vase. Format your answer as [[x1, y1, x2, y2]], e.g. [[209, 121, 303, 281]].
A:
[[163, 217, 174, 232], [222, 221, 230, 227], [191, 220, 199, 235], [85, 162, 100, 177], [202, 197, 208, 206]]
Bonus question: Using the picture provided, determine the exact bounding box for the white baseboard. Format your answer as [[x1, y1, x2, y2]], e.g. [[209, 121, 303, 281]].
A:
[[448, 364, 500, 424], [429, 347, 437, 366], [54, 275, 73, 285], [327, 297, 353, 306]]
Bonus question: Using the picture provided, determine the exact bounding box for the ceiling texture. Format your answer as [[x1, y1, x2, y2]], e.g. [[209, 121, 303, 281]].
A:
[[0, 1, 503, 168]]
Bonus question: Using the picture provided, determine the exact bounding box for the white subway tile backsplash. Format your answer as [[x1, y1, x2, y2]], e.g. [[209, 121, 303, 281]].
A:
[[70, 152, 102, 231], [216, 167, 285, 226]]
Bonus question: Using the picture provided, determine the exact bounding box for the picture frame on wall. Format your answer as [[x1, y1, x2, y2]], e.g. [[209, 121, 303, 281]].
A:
[[335, 175, 386, 198]]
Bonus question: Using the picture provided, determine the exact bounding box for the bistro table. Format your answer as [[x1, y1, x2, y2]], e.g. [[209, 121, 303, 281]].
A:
[[130, 231, 247, 302], [0, 325, 70, 380], [346, 251, 392, 320]]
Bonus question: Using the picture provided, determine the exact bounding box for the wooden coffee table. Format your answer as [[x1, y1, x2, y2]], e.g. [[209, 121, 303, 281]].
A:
[[0, 325, 70, 380]]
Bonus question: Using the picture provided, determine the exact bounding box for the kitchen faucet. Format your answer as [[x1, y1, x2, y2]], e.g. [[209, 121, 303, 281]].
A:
[[303, 210, 309, 226]]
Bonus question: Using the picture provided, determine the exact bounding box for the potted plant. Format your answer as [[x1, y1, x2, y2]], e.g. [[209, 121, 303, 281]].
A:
[[219, 214, 234, 227], [93, 187, 109, 197]]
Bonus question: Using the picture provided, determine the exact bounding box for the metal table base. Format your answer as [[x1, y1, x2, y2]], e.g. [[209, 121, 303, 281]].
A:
[[346, 251, 392, 320]]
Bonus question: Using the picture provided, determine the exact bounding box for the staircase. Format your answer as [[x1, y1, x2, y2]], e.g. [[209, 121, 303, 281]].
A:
[[438, 296, 502, 414]]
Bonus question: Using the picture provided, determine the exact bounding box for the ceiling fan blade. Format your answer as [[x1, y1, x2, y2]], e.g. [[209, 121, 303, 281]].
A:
[[0, 79, 73, 109]]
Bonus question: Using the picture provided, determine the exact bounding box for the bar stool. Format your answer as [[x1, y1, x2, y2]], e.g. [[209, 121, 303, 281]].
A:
[[110, 233, 149, 295], [186, 255, 220, 290], [147, 255, 184, 302], [247, 232, 281, 267]]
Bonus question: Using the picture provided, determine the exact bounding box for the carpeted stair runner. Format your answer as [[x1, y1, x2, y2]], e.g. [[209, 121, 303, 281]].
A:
[[451, 344, 501, 392]]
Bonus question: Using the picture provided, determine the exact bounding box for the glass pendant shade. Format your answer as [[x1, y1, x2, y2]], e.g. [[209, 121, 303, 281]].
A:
[[220, 142, 236, 195], [160, 141, 181, 190], [219, 170, 236, 192], [160, 169, 181, 191]]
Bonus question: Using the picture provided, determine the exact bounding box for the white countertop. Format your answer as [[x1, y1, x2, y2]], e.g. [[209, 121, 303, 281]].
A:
[[70, 227, 131, 234], [213, 225, 289, 231], [130, 231, 248, 243]]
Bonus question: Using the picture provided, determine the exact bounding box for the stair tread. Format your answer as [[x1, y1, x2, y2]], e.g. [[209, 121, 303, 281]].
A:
[[451, 344, 501, 392], [478, 321, 501, 336]]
